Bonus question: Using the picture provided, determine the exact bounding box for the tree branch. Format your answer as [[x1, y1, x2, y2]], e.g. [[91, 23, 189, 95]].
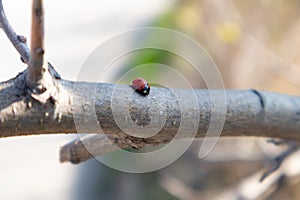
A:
[[27, 0, 45, 87], [0, 0, 30, 62], [1, 0, 300, 166], [0, 0, 60, 81], [1, 79, 300, 138], [60, 133, 145, 164], [1, 72, 300, 163], [216, 150, 300, 200], [260, 140, 298, 182], [59, 87, 300, 164]]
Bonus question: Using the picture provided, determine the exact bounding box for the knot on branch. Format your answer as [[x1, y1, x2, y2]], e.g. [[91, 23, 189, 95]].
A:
[[17, 35, 27, 43], [26, 64, 60, 105], [12, 63, 61, 105], [34, 6, 43, 18]]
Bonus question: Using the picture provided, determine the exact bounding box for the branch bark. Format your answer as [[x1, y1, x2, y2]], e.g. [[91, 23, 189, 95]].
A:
[[1, 79, 300, 138]]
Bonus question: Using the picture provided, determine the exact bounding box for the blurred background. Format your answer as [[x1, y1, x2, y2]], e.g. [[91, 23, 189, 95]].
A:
[[1, 0, 300, 199]]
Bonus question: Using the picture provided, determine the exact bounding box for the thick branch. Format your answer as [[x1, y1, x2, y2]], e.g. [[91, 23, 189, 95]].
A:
[[0, 70, 300, 163], [0, 2, 300, 161], [0, 75, 300, 138], [1, 0, 298, 167]]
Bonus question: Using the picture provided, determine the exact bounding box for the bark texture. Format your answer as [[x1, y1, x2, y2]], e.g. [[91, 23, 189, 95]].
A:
[[1, 74, 300, 139]]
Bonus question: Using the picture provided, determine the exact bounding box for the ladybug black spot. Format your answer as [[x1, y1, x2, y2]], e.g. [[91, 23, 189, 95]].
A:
[[131, 78, 150, 96], [136, 84, 150, 96]]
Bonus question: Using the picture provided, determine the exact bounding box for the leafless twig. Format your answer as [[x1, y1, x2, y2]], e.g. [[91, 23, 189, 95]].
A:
[[60, 133, 145, 164], [0, 0, 60, 81], [260, 140, 298, 182], [26, 0, 49, 91], [215, 150, 300, 200], [0, 0, 30, 62]]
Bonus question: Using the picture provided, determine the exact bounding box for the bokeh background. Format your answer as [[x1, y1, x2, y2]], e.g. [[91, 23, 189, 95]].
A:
[[1, 0, 300, 199]]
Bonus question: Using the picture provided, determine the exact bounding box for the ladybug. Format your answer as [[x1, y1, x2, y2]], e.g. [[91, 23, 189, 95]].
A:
[[131, 78, 150, 96]]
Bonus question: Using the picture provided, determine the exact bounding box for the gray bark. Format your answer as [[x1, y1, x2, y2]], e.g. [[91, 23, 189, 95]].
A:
[[1, 70, 300, 137], [1, 73, 300, 139]]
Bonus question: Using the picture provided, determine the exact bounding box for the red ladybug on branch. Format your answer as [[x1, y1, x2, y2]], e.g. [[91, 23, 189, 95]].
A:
[[131, 78, 150, 96]]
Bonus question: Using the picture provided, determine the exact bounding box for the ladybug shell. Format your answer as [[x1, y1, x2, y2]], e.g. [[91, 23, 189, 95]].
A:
[[131, 78, 150, 96]]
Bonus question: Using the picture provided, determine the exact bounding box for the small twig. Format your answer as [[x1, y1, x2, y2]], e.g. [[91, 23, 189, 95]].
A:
[[215, 169, 283, 200], [0, 0, 30, 62], [260, 140, 298, 182], [27, 0, 47, 89], [266, 138, 287, 146], [215, 150, 300, 200], [0, 0, 60, 81], [60, 134, 117, 164], [60, 133, 145, 164]]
